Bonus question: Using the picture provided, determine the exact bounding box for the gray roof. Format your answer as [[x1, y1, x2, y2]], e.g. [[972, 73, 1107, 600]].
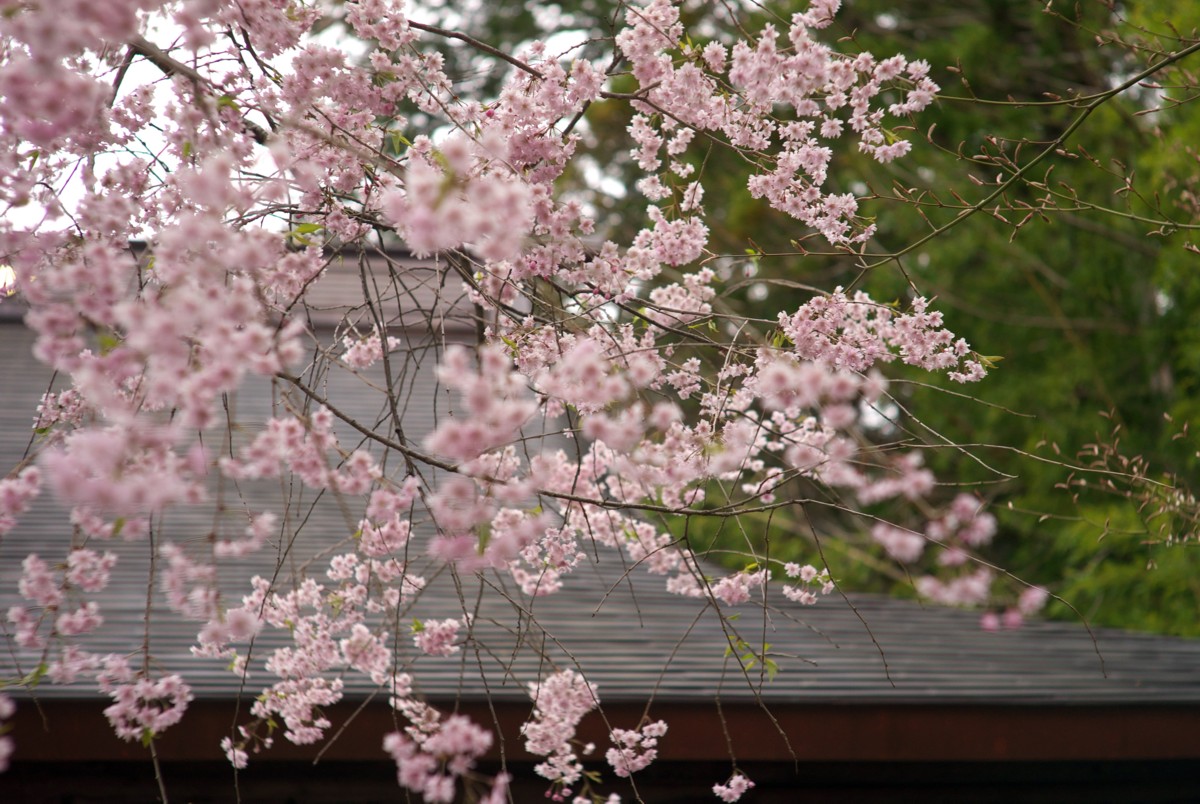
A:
[[3, 532, 1197, 706], [2, 252, 1200, 715]]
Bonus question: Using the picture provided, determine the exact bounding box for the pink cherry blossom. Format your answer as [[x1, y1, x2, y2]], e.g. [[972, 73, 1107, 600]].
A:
[[0, 0, 1034, 794], [713, 772, 755, 802]]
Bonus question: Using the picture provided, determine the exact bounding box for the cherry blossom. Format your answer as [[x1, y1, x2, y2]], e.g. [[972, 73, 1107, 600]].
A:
[[0, 0, 1024, 798], [523, 669, 599, 789], [713, 771, 756, 802]]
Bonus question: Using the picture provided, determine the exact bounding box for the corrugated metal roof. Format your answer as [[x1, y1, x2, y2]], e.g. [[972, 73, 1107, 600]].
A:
[[2, 283, 1200, 713]]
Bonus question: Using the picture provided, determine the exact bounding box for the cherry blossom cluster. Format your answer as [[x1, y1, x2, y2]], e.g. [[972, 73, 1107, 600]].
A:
[[713, 771, 756, 802], [616, 0, 938, 245], [777, 290, 984, 381], [411, 616, 466, 657], [522, 669, 599, 790], [423, 344, 537, 465], [384, 698, 506, 803], [9, 545, 117, 656], [220, 406, 380, 494], [341, 326, 402, 370], [33, 389, 86, 437], [915, 567, 995, 609], [782, 562, 835, 605], [234, 556, 414, 745], [0, 467, 39, 537], [987, 585, 1050, 630], [194, 477, 440, 766], [606, 720, 668, 778], [0, 0, 1030, 798], [927, 493, 999, 565], [41, 425, 208, 520], [869, 492, 1032, 622], [103, 673, 194, 743]]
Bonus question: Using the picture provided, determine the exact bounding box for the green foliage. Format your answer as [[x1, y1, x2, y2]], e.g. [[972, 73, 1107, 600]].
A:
[[1039, 504, 1200, 635], [724, 635, 780, 680], [644, 1, 1200, 635]]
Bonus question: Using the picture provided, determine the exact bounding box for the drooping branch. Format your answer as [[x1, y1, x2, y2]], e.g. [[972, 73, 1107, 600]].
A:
[[126, 35, 270, 145]]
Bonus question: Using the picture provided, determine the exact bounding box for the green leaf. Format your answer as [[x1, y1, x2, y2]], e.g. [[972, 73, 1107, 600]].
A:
[[389, 131, 411, 152], [11, 662, 49, 690]]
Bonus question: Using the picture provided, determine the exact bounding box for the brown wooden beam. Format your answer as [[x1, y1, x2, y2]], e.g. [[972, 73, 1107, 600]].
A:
[[10, 699, 1200, 764]]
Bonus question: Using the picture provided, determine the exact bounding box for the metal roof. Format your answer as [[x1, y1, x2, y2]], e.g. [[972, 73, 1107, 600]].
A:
[[3, 310, 1199, 713]]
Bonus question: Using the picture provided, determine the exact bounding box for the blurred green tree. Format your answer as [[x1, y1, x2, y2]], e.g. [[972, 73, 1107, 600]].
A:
[[632, 0, 1200, 634]]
